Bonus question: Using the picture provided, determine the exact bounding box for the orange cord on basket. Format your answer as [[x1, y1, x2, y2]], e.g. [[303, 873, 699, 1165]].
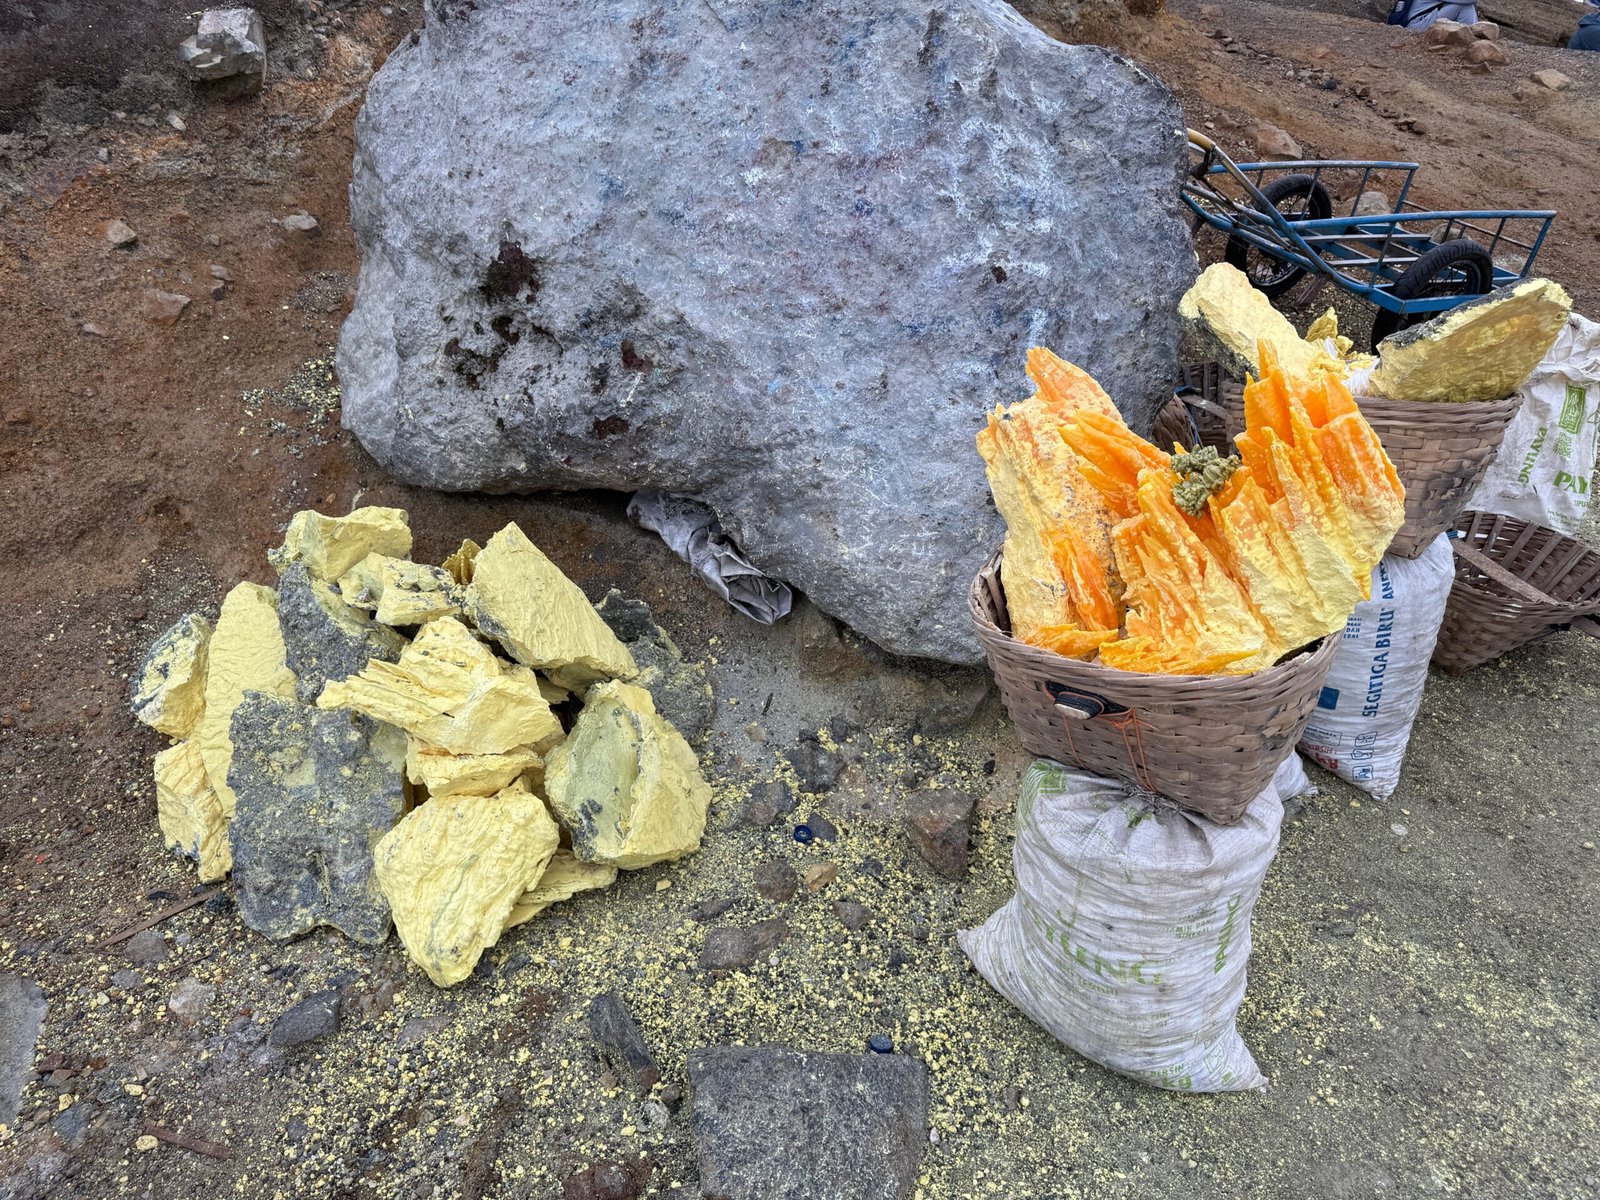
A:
[[1062, 707, 1157, 793]]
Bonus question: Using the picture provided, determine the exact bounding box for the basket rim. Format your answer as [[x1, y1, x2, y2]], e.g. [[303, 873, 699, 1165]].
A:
[[969, 550, 1338, 694]]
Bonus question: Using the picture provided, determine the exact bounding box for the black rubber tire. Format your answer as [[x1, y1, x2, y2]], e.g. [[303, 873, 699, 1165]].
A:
[[1369, 238, 1495, 350], [1223, 174, 1332, 298]]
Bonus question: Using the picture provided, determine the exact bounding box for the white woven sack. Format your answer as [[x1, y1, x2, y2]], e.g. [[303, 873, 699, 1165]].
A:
[[1466, 312, 1600, 538], [959, 755, 1305, 1093], [1298, 535, 1453, 800]]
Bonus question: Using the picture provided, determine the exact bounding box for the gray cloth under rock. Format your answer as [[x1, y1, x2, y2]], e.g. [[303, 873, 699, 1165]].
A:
[[628, 491, 793, 625]]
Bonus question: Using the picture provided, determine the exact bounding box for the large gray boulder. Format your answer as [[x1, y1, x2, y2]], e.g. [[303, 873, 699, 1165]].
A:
[[338, 0, 1195, 664]]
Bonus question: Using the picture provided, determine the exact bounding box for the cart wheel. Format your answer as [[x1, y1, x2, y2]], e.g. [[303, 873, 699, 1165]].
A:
[[1223, 174, 1331, 299], [1369, 238, 1494, 350]]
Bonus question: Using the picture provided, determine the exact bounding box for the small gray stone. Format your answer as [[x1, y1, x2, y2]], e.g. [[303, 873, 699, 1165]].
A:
[[833, 900, 872, 931], [740, 780, 795, 828], [903, 788, 976, 879], [587, 993, 660, 1091], [804, 812, 839, 843], [699, 919, 789, 971], [596, 592, 713, 743], [105, 219, 138, 248], [110, 969, 145, 991], [143, 289, 191, 325], [1353, 190, 1392, 218], [227, 694, 406, 944], [0, 973, 47, 1126], [688, 1046, 928, 1200], [786, 735, 841, 794], [270, 990, 342, 1048], [752, 861, 800, 903], [123, 929, 169, 965], [179, 8, 266, 93], [50, 1102, 95, 1147], [167, 977, 215, 1025], [282, 212, 320, 234], [276, 562, 405, 704], [397, 1014, 452, 1048], [690, 896, 737, 923]]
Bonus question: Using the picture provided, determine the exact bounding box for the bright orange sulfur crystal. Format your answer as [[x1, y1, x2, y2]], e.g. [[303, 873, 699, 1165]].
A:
[[978, 341, 1406, 676]]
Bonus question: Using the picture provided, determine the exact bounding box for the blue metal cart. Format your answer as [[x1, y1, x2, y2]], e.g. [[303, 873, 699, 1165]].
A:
[[1181, 130, 1556, 349]]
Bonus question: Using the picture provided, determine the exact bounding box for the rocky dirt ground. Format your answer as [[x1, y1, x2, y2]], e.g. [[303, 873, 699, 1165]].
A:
[[1, 1, 1598, 1198]]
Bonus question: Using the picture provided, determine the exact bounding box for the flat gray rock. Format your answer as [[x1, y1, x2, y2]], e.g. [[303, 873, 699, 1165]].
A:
[[337, 0, 1194, 664], [227, 694, 406, 945], [0, 973, 47, 1126], [688, 1046, 929, 1200]]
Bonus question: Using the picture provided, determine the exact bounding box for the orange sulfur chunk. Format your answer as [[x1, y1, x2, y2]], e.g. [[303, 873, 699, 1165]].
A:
[[979, 341, 1406, 677], [976, 351, 1122, 658]]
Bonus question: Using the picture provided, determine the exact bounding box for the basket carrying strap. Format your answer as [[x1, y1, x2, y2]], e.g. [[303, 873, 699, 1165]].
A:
[[1450, 537, 1558, 606]]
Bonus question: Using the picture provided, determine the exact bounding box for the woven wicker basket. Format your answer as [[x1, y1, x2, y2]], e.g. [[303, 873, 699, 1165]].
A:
[[1161, 365, 1523, 559], [970, 553, 1338, 823], [1431, 513, 1600, 673]]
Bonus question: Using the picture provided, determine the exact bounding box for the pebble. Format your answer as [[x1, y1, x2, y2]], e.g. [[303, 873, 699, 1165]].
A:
[[134, 1134, 159, 1152], [166, 113, 186, 131], [867, 1034, 894, 1054], [105, 219, 138, 248], [587, 993, 661, 1091], [269, 989, 341, 1048], [561, 1156, 652, 1200], [833, 900, 871, 931], [699, 918, 790, 970], [124, 930, 169, 965], [802, 863, 838, 892], [1391, 823, 1408, 837], [396, 1014, 452, 1048], [281, 212, 320, 233], [690, 895, 737, 923], [753, 861, 800, 903], [741, 780, 794, 827], [804, 812, 839, 842], [110, 969, 145, 991], [903, 788, 976, 879], [142, 289, 192, 325], [80, 322, 109, 337], [785, 733, 842, 792]]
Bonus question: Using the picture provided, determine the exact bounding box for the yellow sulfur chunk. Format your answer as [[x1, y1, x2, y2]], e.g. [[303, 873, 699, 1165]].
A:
[[131, 613, 212, 740], [405, 735, 543, 799], [442, 539, 481, 586], [466, 523, 637, 692], [154, 739, 230, 881], [1366, 278, 1572, 403], [197, 582, 297, 817], [1179, 263, 1349, 381], [336, 554, 463, 626], [545, 680, 710, 869], [502, 852, 618, 930], [268, 506, 413, 582], [374, 781, 559, 987], [317, 616, 563, 756]]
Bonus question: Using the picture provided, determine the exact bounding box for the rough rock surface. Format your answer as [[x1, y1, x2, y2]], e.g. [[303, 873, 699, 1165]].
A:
[[337, 0, 1194, 664], [687, 1046, 929, 1200], [699, 918, 790, 971], [270, 990, 343, 1048], [227, 693, 407, 944], [268, 506, 413, 583], [903, 787, 978, 878], [277, 562, 406, 704], [179, 8, 267, 93], [0, 973, 47, 1126], [597, 591, 715, 744], [587, 993, 661, 1092]]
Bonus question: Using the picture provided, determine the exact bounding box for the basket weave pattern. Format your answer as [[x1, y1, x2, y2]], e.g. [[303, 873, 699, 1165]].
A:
[[970, 554, 1337, 823], [1161, 365, 1522, 559], [1431, 513, 1600, 673]]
